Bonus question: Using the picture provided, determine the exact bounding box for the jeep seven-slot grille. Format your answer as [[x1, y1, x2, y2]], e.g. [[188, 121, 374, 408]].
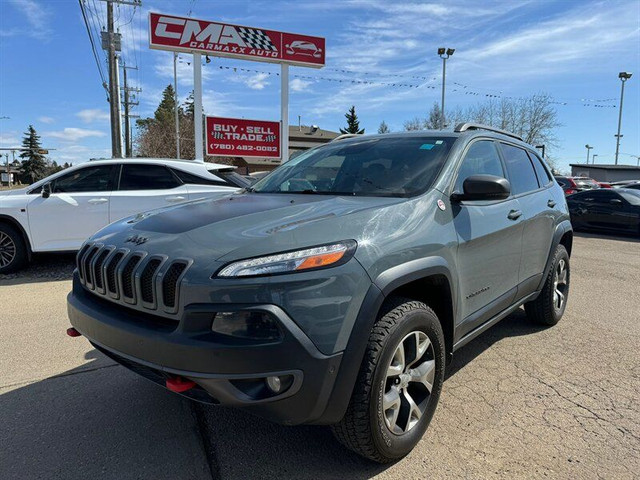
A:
[[77, 243, 189, 313], [162, 262, 187, 308]]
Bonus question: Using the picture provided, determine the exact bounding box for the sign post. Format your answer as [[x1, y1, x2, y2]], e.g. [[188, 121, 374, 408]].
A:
[[148, 12, 325, 163]]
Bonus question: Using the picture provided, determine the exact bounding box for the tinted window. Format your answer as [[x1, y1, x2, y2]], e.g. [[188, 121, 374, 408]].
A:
[[619, 190, 640, 205], [53, 165, 115, 193], [171, 168, 226, 186], [454, 140, 504, 192], [253, 136, 454, 197], [119, 164, 180, 191], [215, 169, 251, 188], [501, 143, 539, 195], [528, 152, 552, 186]]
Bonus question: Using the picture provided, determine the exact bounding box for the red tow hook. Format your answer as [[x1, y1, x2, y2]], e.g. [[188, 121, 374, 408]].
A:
[[66, 327, 82, 337], [166, 376, 196, 393]]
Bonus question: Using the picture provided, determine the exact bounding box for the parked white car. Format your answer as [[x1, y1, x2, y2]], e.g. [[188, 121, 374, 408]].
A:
[[0, 158, 247, 273]]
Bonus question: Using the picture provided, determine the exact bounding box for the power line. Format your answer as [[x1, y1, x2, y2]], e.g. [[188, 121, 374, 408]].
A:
[[79, 0, 109, 99]]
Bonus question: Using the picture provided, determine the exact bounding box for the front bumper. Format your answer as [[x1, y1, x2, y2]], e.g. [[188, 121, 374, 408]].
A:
[[67, 274, 344, 425]]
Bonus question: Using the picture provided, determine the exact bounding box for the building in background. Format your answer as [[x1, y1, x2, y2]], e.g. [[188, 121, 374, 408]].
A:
[[233, 125, 339, 174], [570, 164, 640, 183]]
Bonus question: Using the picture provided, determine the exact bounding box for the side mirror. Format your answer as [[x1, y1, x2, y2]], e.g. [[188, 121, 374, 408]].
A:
[[451, 174, 511, 201], [41, 183, 52, 199], [610, 198, 623, 206]]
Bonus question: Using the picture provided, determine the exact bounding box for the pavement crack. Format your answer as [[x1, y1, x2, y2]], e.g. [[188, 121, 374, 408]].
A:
[[191, 403, 221, 479]]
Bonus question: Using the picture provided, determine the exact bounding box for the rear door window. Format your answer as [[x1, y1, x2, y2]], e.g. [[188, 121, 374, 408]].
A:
[[119, 164, 180, 191], [500, 143, 539, 195]]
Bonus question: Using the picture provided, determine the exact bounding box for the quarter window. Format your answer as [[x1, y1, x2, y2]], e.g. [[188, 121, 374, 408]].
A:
[[119, 164, 180, 191], [528, 152, 552, 186], [52, 165, 115, 193], [500, 144, 539, 195], [454, 141, 505, 192]]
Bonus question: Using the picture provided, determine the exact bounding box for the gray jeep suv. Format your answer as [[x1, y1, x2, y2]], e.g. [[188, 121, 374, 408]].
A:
[[67, 123, 572, 462]]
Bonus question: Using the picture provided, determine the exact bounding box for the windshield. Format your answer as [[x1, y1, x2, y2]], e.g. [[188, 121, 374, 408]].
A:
[[619, 189, 640, 206], [251, 136, 454, 197]]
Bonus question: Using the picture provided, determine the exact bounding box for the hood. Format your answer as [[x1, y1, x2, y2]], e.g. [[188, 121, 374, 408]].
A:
[[0, 187, 29, 197], [90, 192, 404, 270]]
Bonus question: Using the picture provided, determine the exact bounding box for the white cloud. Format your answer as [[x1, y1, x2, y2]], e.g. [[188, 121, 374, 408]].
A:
[[4, 0, 52, 39], [290, 78, 313, 93], [245, 72, 271, 90], [38, 116, 55, 124], [0, 132, 20, 147], [76, 109, 110, 124], [46, 128, 106, 142]]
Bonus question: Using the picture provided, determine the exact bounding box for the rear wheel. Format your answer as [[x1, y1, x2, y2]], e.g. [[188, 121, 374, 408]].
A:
[[0, 223, 27, 274], [331, 299, 445, 463], [525, 244, 569, 326]]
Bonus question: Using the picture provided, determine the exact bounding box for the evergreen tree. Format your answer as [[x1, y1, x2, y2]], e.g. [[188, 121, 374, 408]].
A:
[[19, 125, 47, 183], [339, 105, 365, 134], [425, 102, 445, 129], [377, 120, 390, 134], [183, 91, 195, 118], [154, 84, 179, 125]]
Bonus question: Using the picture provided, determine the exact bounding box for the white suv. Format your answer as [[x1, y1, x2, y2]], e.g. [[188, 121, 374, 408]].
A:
[[0, 158, 247, 273]]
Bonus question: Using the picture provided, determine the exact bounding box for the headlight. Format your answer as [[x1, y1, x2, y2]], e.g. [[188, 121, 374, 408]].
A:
[[216, 240, 357, 277]]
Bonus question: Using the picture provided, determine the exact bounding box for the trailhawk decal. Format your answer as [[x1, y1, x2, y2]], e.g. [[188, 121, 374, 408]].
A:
[[149, 13, 325, 67]]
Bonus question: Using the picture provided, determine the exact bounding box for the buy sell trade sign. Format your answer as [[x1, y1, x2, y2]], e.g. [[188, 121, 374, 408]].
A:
[[206, 117, 280, 158]]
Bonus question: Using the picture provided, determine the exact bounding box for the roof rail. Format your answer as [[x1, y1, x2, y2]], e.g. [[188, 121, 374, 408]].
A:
[[454, 123, 523, 141], [331, 133, 362, 142]]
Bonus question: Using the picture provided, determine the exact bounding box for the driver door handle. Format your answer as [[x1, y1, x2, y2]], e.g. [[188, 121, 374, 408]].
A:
[[165, 196, 186, 203], [547, 199, 556, 208], [507, 209, 523, 220], [88, 198, 108, 204]]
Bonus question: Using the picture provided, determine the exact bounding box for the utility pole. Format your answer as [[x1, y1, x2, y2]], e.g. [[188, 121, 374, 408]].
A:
[[173, 52, 180, 159], [437, 48, 455, 129], [121, 63, 139, 158], [615, 72, 632, 165], [106, 1, 123, 158]]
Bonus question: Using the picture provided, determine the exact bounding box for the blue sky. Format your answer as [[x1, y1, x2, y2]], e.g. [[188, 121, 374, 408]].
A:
[[1, 0, 638, 173]]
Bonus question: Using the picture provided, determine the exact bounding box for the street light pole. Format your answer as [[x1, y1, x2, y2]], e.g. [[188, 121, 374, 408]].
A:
[[592, 154, 598, 164], [437, 47, 455, 129], [615, 72, 632, 165], [585, 144, 593, 164]]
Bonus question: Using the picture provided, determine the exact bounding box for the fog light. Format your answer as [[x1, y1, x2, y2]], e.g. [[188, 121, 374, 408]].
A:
[[212, 311, 282, 341], [266, 376, 281, 393]]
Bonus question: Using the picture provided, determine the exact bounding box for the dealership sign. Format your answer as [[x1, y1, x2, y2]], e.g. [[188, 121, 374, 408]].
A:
[[206, 117, 280, 158], [149, 13, 325, 68]]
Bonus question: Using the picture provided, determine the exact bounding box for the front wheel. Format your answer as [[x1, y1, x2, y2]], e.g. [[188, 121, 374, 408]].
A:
[[525, 244, 570, 326], [0, 223, 27, 274], [331, 299, 445, 463]]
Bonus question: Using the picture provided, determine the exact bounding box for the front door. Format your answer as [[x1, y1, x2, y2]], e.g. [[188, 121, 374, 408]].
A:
[[451, 140, 523, 339], [27, 165, 117, 251]]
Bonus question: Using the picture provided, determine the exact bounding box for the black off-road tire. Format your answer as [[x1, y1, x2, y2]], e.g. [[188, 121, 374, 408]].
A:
[[331, 298, 445, 463], [0, 223, 28, 274], [525, 244, 570, 326]]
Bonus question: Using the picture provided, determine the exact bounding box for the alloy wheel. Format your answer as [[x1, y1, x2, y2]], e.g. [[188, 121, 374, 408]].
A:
[[553, 259, 568, 310], [0, 232, 17, 268], [383, 330, 436, 435]]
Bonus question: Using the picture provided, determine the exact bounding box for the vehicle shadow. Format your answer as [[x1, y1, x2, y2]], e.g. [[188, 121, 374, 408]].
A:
[[0, 253, 76, 285]]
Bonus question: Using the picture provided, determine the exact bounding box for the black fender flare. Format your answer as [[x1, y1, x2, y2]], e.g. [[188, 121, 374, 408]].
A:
[[537, 219, 573, 292], [314, 257, 456, 424]]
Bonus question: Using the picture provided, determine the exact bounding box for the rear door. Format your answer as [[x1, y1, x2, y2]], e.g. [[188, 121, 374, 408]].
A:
[[499, 143, 555, 295], [583, 190, 636, 232], [109, 163, 190, 222], [27, 164, 117, 251], [452, 139, 523, 338]]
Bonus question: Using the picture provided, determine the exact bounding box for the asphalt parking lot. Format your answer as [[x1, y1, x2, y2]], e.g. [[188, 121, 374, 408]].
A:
[[1, 232, 638, 480]]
